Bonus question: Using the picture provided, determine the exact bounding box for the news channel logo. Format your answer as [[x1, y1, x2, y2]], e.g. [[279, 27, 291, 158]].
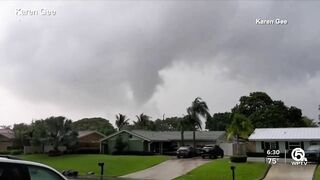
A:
[[291, 148, 308, 165]]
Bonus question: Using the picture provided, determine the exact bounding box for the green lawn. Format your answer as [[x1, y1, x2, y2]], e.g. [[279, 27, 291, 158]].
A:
[[21, 154, 168, 176], [176, 159, 269, 180], [314, 165, 320, 180]]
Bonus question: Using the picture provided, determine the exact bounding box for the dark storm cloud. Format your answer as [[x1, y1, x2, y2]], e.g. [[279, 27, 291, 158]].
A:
[[1, 1, 320, 111]]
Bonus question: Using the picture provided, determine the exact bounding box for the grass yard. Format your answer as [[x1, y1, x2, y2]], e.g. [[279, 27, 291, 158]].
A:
[[21, 154, 168, 176], [314, 165, 320, 180], [176, 159, 269, 180]]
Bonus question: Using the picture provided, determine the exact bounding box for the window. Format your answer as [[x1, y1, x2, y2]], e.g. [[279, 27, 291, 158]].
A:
[[28, 166, 64, 180], [266, 142, 277, 149], [288, 142, 301, 150], [261, 141, 278, 150], [0, 163, 30, 180], [310, 141, 320, 146]]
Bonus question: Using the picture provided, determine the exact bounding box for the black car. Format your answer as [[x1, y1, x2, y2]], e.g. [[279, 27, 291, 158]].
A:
[[176, 146, 195, 158], [201, 145, 224, 159], [305, 145, 320, 163]]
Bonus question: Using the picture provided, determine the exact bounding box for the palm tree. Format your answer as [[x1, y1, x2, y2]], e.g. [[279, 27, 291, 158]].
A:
[[227, 113, 253, 156], [134, 113, 151, 130], [115, 113, 130, 131], [187, 97, 211, 148]]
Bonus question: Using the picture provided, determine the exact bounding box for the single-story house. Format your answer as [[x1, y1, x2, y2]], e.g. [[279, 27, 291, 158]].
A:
[[76, 130, 107, 153], [24, 130, 107, 154], [248, 127, 320, 154], [100, 130, 225, 154], [0, 129, 15, 151]]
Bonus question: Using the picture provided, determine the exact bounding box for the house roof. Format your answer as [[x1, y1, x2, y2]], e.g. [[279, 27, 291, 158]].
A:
[[0, 129, 15, 139], [248, 128, 320, 141], [101, 130, 225, 142], [77, 130, 106, 138]]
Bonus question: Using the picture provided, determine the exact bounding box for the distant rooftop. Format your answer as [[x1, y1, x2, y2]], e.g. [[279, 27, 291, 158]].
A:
[[102, 130, 226, 142], [249, 128, 320, 141], [0, 129, 15, 139]]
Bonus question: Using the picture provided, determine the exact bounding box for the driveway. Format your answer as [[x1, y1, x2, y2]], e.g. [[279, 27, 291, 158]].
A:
[[121, 157, 210, 180], [264, 164, 316, 180]]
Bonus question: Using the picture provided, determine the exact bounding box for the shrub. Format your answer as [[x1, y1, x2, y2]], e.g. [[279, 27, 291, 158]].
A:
[[230, 156, 247, 163], [114, 135, 127, 153], [0, 151, 10, 155], [10, 150, 23, 155]]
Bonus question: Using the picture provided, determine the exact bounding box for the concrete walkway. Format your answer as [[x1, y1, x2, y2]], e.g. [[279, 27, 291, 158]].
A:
[[264, 164, 316, 180], [121, 158, 210, 180]]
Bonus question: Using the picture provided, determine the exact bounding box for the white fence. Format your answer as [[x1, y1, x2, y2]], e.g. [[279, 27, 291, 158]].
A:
[[220, 143, 234, 156], [220, 143, 246, 156]]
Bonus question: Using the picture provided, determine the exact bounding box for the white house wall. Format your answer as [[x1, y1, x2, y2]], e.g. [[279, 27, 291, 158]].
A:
[[254, 141, 320, 153]]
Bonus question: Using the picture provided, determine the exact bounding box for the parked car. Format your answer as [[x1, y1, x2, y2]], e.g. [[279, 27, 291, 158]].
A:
[[201, 145, 224, 159], [195, 148, 203, 156], [0, 155, 67, 180], [177, 146, 195, 158], [305, 145, 320, 163]]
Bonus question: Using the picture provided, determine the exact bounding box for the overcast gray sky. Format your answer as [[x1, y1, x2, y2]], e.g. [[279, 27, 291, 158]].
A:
[[1, 1, 320, 126]]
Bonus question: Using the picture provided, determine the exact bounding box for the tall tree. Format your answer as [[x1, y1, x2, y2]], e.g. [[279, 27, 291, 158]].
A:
[[133, 113, 155, 130], [13, 123, 32, 148], [45, 116, 78, 152], [227, 113, 253, 156], [302, 116, 318, 127], [187, 97, 211, 148], [206, 112, 232, 131], [30, 120, 48, 151], [232, 92, 273, 117], [72, 117, 116, 135], [153, 117, 183, 131], [115, 113, 130, 131], [232, 92, 308, 128]]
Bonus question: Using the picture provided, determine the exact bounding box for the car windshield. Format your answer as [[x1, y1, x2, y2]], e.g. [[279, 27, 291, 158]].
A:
[[307, 145, 320, 151]]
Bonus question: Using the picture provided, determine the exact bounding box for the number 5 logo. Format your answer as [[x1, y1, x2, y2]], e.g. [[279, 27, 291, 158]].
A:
[[291, 148, 307, 162]]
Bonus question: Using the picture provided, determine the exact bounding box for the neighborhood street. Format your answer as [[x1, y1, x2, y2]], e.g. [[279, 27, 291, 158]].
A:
[[121, 158, 210, 180]]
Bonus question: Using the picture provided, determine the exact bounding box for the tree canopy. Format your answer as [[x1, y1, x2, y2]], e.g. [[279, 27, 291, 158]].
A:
[[132, 113, 155, 130], [227, 113, 253, 155], [115, 113, 130, 131], [13, 123, 32, 148], [45, 116, 78, 151], [186, 97, 211, 148], [231, 92, 314, 128], [206, 112, 232, 131], [72, 117, 116, 135]]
